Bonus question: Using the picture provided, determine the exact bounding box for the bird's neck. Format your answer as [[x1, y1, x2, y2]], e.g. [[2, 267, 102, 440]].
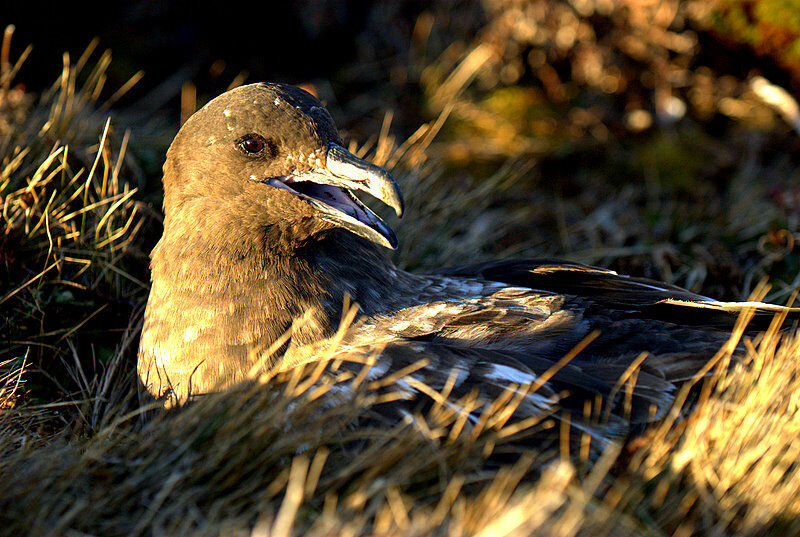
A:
[[140, 227, 403, 400], [148, 226, 401, 338]]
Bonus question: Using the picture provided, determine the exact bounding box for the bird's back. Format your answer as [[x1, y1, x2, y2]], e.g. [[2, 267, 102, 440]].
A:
[[328, 258, 797, 444]]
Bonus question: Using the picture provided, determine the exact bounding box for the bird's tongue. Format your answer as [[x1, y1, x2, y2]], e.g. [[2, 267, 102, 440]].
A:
[[288, 181, 370, 221], [268, 177, 374, 223]]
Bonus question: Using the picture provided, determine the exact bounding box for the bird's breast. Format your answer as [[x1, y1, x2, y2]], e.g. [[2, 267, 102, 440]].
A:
[[137, 274, 335, 401]]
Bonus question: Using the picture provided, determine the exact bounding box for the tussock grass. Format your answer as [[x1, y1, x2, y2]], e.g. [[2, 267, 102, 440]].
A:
[[2, 16, 800, 537], [0, 28, 148, 431], [2, 320, 798, 535]]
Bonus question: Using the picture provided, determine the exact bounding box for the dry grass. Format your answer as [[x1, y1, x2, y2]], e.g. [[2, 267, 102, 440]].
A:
[[2, 6, 800, 535], [0, 28, 149, 431], [2, 311, 798, 535]]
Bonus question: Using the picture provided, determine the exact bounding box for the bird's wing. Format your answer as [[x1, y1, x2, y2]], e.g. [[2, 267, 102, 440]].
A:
[[309, 260, 796, 447], [436, 258, 800, 332], [328, 332, 693, 449], [333, 289, 708, 446]]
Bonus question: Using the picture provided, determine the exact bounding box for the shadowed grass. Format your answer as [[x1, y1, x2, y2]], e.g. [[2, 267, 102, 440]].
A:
[[2, 320, 798, 536], [1, 28, 149, 432], [2, 10, 800, 536]]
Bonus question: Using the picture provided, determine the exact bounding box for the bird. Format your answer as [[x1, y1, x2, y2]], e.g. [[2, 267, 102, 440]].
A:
[[138, 82, 798, 444]]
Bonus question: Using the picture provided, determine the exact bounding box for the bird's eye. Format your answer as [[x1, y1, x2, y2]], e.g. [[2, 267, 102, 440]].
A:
[[237, 134, 268, 155]]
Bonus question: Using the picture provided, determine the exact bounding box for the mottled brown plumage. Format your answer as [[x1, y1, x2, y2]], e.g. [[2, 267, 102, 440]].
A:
[[138, 82, 798, 442]]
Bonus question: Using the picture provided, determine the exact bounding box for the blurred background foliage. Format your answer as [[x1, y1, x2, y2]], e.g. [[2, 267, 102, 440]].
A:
[[5, 1, 800, 291], [2, 1, 800, 535]]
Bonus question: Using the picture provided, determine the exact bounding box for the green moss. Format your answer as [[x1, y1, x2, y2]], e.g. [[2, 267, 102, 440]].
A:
[[482, 86, 551, 122], [713, 0, 800, 73], [631, 133, 706, 193], [754, 0, 800, 33]]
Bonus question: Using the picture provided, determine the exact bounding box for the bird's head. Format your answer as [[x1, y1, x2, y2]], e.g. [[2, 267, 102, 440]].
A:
[[162, 82, 404, 250]]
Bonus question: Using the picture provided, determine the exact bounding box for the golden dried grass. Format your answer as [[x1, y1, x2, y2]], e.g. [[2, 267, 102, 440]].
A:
[[1, 18, 800, 537]]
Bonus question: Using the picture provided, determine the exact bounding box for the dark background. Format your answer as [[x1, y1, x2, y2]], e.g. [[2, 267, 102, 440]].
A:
[[2, 1, 433, 134], [4, 0, 800, 299]]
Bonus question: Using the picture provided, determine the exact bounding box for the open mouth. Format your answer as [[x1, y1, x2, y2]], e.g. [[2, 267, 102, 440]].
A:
[[264, 143, 404, 249], [269, 178, 372, 222]]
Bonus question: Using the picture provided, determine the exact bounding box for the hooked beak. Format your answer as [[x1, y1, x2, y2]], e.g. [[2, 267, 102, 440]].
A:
[[265, 143, 404, 249]]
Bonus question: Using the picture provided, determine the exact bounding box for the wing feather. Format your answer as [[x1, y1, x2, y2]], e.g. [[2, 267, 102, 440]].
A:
[[437, 258, 800, 331]]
